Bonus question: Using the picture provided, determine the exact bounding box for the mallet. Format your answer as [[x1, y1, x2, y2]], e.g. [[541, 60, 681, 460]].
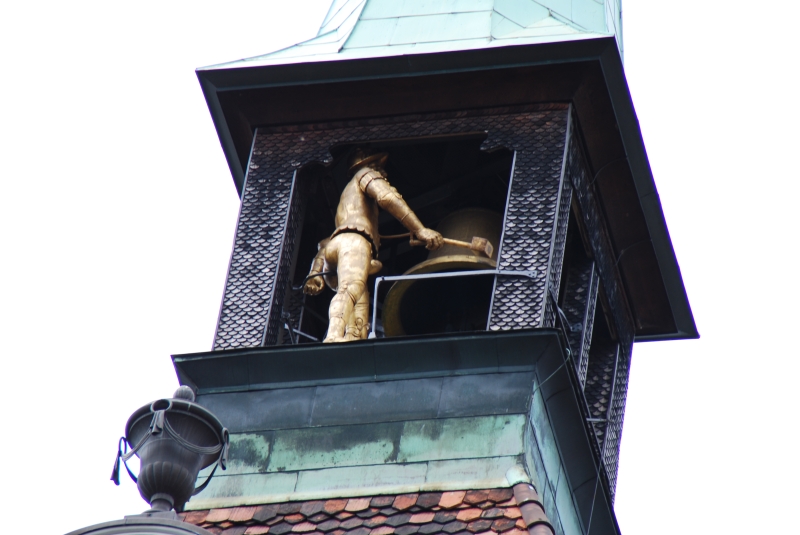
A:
[[407, 235, 494, 258]]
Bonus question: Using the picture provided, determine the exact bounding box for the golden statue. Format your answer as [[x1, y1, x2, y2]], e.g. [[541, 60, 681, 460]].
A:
[[303, 149, 444, 342]]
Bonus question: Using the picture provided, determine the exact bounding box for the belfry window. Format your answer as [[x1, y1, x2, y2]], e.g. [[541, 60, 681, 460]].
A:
[[286, 135, 513, 343]]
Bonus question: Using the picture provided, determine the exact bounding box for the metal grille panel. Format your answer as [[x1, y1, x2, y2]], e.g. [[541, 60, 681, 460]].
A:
[[584, 339, 616, 449], [487, 113, 569, 330], [561, 259, 597, 383], [564, 114, 635, 500], [565, 118, 634, 349], [264, 176, 305, 346], [603, 350, 630, 496], [541, 160, 573, 330], [213, 163, 302, 350], [578, 268, 599, 386]]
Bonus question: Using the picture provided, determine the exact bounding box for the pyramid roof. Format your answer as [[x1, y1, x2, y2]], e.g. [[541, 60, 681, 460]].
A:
[[201, 0, 622, 71]]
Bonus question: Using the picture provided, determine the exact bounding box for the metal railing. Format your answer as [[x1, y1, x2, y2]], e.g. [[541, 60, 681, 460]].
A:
[[369, 269, 537, 338]]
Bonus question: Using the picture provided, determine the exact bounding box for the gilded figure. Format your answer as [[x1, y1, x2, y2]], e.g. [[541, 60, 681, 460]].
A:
[[303, 149, 443, 342]]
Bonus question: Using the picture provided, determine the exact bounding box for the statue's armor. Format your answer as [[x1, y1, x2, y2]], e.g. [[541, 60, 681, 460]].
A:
[[305, 152, 441, 343], [330, 167, 386, 255]]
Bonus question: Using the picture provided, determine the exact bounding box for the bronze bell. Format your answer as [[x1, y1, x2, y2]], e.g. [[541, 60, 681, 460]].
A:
[[382, 208, 502, 337]]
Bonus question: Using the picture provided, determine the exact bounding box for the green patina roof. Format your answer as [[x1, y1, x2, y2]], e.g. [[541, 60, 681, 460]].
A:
[[202, 0, 623, 70]]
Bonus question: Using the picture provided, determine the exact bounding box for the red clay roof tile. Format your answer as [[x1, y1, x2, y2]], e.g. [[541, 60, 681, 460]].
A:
[[279, 504, 304, 515], [345, 498, 371, 512], [184, 486, 556, 535], [363, 515, 387, 528], [324, 500, 348, 514], [317, 520, 340, 532], [392, 494, 418, 511], [408, 513, 434, 524], [519, 503, 548, 527], [300, 501, 326, 517], [511, 484, 540, 507], [229, 507, 258, 523], [270, 522, 292, 535], [438, 491, 465, 509], [414, 493, 442, 509], [456, 509, 482, 522], [467, 519, 493, 532], [254, 505, 280, 522], [206, 509, 234, 523], [184, 511, 210, 525], [463, 491, 489, 505], [487, 489, 513, 503], [340, 517, 364, 529], [371, 497, 395, 508], [356, 508, 380, 518], [480, 507, 504, 519], [441, 520, 467, 533], [435, 510, 459, 522], [491, 517, 517, 532], [285, 514, 305, 524], [384, 513, 412, 527]]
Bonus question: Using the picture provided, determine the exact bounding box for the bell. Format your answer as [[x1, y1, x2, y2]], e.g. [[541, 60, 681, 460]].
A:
[[382, 208, 502, 337]]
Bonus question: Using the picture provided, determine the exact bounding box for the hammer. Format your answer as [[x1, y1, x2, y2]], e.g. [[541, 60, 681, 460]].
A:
[[409, 235, 494, 258]]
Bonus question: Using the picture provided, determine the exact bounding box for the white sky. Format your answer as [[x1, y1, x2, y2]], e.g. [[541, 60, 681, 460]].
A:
[[0, 1, 797, 534]]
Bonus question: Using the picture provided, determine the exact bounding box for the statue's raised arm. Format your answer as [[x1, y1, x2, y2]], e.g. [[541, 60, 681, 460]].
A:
[[354, 161, 443, 250]]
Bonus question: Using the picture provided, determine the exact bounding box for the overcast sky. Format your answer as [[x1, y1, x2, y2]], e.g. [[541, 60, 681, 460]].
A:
[[1, 1, 797, 534]]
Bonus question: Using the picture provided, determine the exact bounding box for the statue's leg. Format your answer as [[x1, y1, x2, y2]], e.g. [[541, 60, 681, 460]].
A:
[[324, 233, 371, 343], [345, 289, 370, 340]]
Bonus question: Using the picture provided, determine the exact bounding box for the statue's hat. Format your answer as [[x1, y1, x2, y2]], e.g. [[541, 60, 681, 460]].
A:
[[349, 149, 388, 173]]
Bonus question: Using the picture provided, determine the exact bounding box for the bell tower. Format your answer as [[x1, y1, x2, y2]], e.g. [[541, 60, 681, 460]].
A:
[[172, 1, 697, 534]]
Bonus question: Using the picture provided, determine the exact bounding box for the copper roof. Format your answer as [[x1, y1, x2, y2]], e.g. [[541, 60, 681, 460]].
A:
[[180, 484, 553, 535], [203, 0, 620, 71]]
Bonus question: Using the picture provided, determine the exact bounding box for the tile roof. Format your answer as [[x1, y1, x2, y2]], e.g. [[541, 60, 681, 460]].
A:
[[180, 484, 554, 535]]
